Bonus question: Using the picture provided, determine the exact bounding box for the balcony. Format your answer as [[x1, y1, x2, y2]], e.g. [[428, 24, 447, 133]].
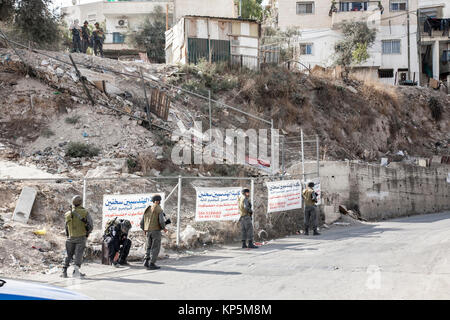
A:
[[421, 17, 450, 42], [330, 1, 382, 29]]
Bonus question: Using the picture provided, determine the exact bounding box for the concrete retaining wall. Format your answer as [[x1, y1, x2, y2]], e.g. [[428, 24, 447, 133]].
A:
[[289, 161, 450, 221]]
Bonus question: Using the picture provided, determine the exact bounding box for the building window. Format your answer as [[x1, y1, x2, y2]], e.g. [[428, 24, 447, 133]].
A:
[[443, 50, 450, 62], [299, 43, 313, 55], [390, 0, 408, 11], [378, 69, 394, 78], [113, 32, 125, 44], [296, 2, 314, 14], [339, 2, 368, 12], [382, 40, 401, 54]]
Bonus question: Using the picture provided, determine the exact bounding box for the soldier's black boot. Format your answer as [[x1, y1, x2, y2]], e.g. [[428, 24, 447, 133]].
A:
[[313, 229, 321, 236], [60, 267, 68, 278], [143, 259, 150, 268], [242, 240, 247, 248], [148, 263, 161, 270], [304, 228, 309, 236], [248, 241, 259, 249]]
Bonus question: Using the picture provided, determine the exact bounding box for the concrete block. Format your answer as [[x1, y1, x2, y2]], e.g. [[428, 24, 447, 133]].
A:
[[12, 186, 37, 223], [324, 205, 341, 225]]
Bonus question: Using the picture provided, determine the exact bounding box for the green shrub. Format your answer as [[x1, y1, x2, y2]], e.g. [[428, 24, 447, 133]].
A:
[[428, 97, 442, 121], [66, 142, 99, 158], [41, 127, 55, 138], [65, 115, 81, 124]]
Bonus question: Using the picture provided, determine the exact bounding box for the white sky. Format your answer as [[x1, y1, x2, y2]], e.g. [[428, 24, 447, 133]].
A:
[[55, 0, 101, 10]]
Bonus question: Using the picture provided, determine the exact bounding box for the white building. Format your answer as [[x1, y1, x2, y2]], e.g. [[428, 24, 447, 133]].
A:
[[166, 15, 261, 69], [172, 0, 237, 23], [417, 0, 450, 87], [277, 0, 420, 85], [61, 0, 174, 58]]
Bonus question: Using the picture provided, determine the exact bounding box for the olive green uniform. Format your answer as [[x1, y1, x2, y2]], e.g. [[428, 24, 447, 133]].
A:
[[143, 204, 166, 264], [239, 195, 253, 241], [63, 206, 92, 268], [302, 188, 317, 231]]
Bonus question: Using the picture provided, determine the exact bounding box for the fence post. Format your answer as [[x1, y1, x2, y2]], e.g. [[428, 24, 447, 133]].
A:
[[176, 175, 182, 247], [82, 178, 87, 207], [251, 177, 255, 232], [281, 135, 285, 176], [270, 119, 275, 175], [208, 90, 212, 142], [316, 134, 320, 179], [301, 129, 305, 183]]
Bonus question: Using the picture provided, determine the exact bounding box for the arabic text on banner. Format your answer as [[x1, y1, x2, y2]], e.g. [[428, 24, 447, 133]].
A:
[[311, 178, 321, 205], [102, 193, 165, 232], [266, 180, 302, 213], [195, 187, 241, 221]]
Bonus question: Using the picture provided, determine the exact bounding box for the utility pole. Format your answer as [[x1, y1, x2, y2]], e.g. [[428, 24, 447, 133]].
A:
[[407, 7, 411, 80]]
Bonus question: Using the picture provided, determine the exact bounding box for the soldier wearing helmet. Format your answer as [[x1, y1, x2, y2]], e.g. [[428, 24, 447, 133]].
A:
[[104, 218, 133, 267], [61, 195, 93, 278], [238, 188, 258, 249], [142, 195, 168, 270], [302, 181, 320, 236]]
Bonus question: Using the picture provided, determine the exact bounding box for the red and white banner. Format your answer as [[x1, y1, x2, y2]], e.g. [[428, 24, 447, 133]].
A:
[[102, 193, 165, 232], [195, 187, 241, 221], [266, 180, 303, 213]]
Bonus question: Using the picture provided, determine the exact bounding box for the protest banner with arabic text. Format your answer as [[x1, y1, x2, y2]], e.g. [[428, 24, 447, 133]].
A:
[[195, 187, 241, 221], [266, 180, 302, 213], [102, 193, 165, 232]]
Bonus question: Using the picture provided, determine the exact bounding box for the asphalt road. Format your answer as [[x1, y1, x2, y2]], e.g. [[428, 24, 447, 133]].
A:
[[32, 211, 450, 299]]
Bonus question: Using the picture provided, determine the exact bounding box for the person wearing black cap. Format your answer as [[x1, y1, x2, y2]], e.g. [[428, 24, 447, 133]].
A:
[[239, 189, 258, 249], [142, 195, 167, 270], [302, 181, 320, 236]]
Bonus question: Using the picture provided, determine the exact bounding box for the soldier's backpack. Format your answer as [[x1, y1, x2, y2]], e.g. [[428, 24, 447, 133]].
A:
[[103, 217, 119, 238]]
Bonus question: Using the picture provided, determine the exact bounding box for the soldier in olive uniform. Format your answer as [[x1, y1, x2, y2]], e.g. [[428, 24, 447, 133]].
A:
[[142, 195, 167, 270], [61, 195, 93, 278], [302, 182, 320, 236], [239, 189, 258, 249]]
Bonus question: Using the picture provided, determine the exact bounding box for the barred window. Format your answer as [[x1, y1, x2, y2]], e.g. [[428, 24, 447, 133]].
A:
[[378, 69, 394, 78]]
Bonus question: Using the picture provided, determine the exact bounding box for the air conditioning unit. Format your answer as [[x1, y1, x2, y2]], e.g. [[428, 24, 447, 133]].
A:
[[117, 19, 128, 28]]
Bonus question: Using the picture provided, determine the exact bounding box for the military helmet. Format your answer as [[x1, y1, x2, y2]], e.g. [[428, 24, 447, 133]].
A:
[[120, 220, 132, 233], [72, 195, 82, 206], [152, 195, 162, 202]]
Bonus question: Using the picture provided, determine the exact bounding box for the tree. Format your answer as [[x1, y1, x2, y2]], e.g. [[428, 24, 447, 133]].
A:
[[14, 0, 62, 48], [0, 0, 15, 22], [334, 21, 376, 68], [127, 5, 166, 63], [237, 0, 264, 21]]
